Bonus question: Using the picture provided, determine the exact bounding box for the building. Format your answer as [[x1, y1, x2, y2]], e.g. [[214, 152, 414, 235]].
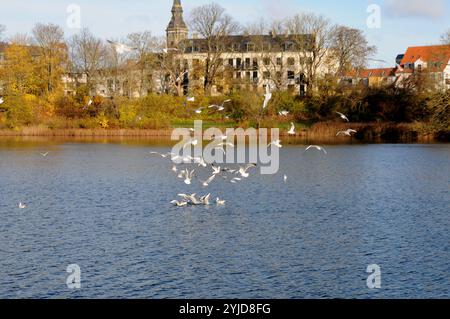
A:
[[166, 0, 323, 96], [343, 67, 398, 88], [395, 45, 450, 90]]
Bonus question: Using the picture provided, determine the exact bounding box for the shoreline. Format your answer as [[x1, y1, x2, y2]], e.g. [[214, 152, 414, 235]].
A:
[[0, 122, 448, 143]]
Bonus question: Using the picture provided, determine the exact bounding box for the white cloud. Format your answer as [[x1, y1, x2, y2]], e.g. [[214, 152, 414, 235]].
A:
[[385, 0, 445, 18]]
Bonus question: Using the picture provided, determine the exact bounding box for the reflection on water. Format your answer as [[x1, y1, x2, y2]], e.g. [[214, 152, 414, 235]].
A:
[[0, 138, 449, 299]]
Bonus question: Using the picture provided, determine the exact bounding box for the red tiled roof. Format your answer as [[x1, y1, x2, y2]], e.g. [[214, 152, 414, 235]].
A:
[[345, 67, 397, 78], [400, 45, 450, 66]]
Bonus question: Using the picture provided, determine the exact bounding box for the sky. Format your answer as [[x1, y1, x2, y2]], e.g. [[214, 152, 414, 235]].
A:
[[0, 0, 449, 68]]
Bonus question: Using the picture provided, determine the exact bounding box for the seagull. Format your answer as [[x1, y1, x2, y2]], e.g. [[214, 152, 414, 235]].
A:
[[200, 194, 211, 205], [172, 165, 178, 173], [212, 165, 221, 175], [209, 99, 231, 111], [18, 203, 27, 209], [306, 145, 327, 154], [150, 151, 174, 158], [279, 110, 289, 116], [336, 112, 350, 122], [87, 99, 93, 106], [336, 129, 357, 137], [288, 122, 296, 135], [231, 177, 242, 184], [184, 169, 195, 185], [268, 139, 282, 148], [216, 198, 226, 206], [163, 47, 179, 53], [171, 200, 188, 207], [195, 107, 206, 114], [202, 174, 217, 187], [262, 85, 272, 109], [0, 97, 3, 104], [178, 193, 202, 205], [238, 164, 257, 178], [40, 152, 49, 157], [107, 40, 136, 54], [192, 156, 207, 167], [186, 97, 195, 102], [183, 139, 198, 149], [284, 175, 288, 183]]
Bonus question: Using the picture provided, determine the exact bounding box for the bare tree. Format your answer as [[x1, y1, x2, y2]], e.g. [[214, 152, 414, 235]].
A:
[[285, 13, 335, 93], [70, 28, 107, 94], [127, 31, 159, 96], [188, 3, 241, 93], [32, 23, 66, 93], [441, 29, 450, 44], [331, 26, 376, 75]]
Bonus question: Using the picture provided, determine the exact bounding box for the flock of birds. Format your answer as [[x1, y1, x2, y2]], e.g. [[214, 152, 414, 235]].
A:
[[148, 86, 358, 209]]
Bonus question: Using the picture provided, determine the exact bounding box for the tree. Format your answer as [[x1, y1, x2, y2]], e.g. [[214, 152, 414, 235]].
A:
[[32, 23, 67, 94], [441, 29, 450, 44], [285, 13, 335, 94], [331, 26, 376, 75], [70, 28, 106, 94], [189, 3, 240, 93], [126, 31, 159, 96]]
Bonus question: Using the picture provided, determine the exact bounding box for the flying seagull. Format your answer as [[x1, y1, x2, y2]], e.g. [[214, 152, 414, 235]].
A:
[[284, 175, 288, 183], [238, 164, 257, 178], [149, 151, 174, 158], [18, 203, 27, 209], [184, 169, 195, 185], [336, 112, 350, 122], [268, 139, 283, 148], [0, 97, 4, 104], [195, 107, 206, 114], [200, 194, 211, 205], [209, 99, 231, 111], [202, 174, 217, 187], [279, 110, 289, 116], [336, 129, 357, 137], [262, 85, 272, 109], [288, 122, 296, 135], [107, 40, 136, 54], [40, 152, 49, 157], [306, 145, 327, 155]]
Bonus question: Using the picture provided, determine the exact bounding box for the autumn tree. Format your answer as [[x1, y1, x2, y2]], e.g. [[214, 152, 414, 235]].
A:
[[331, 26, 376, 75], [32, 23, 67, 94], [285, 13, 335, 93], [188, 3, 240, 93], [69, 28, 106, 94]]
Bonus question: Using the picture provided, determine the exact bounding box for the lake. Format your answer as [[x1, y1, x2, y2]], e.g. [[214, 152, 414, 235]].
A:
[[0, 137, 449, 299]]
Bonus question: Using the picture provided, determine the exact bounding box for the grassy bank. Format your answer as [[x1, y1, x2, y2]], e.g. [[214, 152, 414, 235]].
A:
[[0, 121, 447, 143]]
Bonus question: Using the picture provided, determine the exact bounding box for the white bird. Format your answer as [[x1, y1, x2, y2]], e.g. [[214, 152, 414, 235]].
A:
[[186, 97, 195, 102], [279, 110, 289, 116], [288, 122, 296, 135], [202, 174, 217, 187], [18, 203, 27, 209], [262, 85, 272, 109], [171, 200, 188, 207], [107, 40, 136, 54], [40, 152, 49, 157], [192, 156, 207, 167], [183, 139, 198, 149], [336, 112, 350, 122], [200, 194, 211, 205], [212, 165, 221, 175], [172, 165, 178, 173], [216, 198, 226, 206], [336, 129, 357, 137], [209, 99, 231, 111], [87, 99, 93, 106], [178, 193, 202, 205], [268, 139, 282, 148], [306, 145, 327, 155], [238, 164, 257, 178], [0, 97, 4, 104], [231, 177, 242, 184], [163, 47, 179, 54], [284, 175, 288, 183], [184, 169, 195, 185], [195, 107, 206, 114], [150, 151, 174, 158]]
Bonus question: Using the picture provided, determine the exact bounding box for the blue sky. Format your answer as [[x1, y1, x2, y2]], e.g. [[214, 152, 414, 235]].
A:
[[0, 0, 449, 67]]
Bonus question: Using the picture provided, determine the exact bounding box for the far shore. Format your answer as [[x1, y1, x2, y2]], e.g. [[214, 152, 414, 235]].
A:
[[0, 122, 448, 143]]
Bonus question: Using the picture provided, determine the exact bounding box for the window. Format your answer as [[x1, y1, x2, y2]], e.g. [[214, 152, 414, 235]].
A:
[[236, 58, 242, 68], [228, 59, 234, 67], [245, 58, 251, 68], [253, 71, 258, 79], [287, 57, 295, 66], [236, 72, 242, 79], [253, 59, 258, 69], [246, 71, 251, 79], [263, 57, 271, 66], [276, 71, 282, 80], [276, 57, 282, 66], [287, 71, 295, 80], [246, 43, 255, 52], [263, 71, 270, 79]]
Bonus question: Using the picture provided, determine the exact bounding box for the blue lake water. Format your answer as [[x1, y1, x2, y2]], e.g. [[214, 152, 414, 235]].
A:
[[0, 138, 449, 299]]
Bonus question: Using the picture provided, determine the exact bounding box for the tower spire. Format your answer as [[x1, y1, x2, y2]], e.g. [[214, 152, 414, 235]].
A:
[[166, 0, 188, 48]]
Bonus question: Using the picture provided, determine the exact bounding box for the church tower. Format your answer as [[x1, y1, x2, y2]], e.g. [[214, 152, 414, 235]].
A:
[[166, 0, 188, 49]]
